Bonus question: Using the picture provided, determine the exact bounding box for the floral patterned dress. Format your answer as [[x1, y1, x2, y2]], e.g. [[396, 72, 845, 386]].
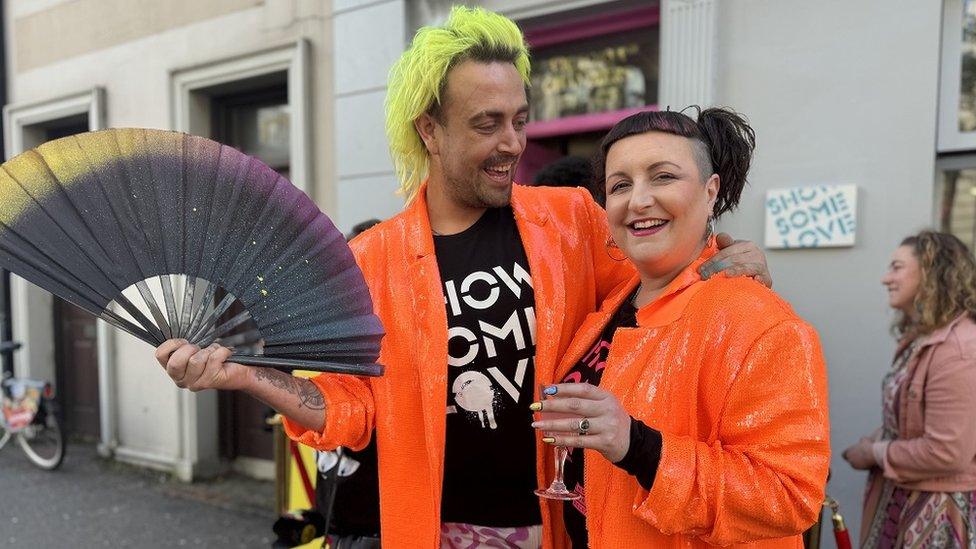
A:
[[861, 339, 976, 548]]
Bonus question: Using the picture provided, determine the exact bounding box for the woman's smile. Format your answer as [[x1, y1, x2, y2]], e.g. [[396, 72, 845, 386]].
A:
[[627, 217, 670, 237]]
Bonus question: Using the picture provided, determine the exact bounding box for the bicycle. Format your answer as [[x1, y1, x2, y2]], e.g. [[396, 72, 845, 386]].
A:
[[0, 341, 66, 470]]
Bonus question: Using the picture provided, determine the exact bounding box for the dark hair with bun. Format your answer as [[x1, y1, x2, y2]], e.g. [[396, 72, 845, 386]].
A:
[[594, 106, 756, 217]]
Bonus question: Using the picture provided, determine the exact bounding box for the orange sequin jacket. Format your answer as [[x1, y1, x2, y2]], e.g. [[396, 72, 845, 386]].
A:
[[283, 183, 631, 548], [550, 241, 831, 548]]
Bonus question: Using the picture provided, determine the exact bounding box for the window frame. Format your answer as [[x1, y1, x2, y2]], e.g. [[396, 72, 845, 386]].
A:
[[939, 0, 976, 151], [170, 41, 310, 192]]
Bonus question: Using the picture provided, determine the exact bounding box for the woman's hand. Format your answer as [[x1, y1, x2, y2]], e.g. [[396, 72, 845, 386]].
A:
[[842, 437, 877, 470], [531, 383, 632, 463]]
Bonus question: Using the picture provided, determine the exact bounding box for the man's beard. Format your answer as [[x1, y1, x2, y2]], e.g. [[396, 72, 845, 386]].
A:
[[444, 155, 518, 209]]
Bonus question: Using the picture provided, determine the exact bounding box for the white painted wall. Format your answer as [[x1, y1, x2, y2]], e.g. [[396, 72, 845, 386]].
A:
[[332, 0, 407, 233], [714, 1, 943, 541]]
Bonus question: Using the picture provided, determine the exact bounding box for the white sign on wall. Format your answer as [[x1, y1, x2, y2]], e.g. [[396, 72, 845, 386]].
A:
[[764, 185, 857, 249]]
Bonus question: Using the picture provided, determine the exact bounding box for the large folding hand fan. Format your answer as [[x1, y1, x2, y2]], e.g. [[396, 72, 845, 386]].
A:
[[0, 128, 384, 376]]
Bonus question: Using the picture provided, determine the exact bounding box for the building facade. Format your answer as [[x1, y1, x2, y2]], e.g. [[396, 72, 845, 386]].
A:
[[2, 0, 967, 543], [3, 0, 346, 482]]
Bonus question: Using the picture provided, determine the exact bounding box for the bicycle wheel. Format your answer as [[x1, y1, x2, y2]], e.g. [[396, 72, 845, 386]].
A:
[[17, 403, 65, 470]]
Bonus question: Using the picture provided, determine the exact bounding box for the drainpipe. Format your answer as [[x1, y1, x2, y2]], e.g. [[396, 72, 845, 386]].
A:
[[96, 320, 117, 457], [88, 90, 117, 458]]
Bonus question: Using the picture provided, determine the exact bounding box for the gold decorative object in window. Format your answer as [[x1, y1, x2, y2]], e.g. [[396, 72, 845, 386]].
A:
[[530, 28, 658, 122]]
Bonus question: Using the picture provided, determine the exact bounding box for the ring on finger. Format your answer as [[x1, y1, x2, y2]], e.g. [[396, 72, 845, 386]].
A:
[[578, 417, 590, 436]]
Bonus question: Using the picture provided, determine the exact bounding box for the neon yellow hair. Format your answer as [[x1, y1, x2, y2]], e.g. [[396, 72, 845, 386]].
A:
[[385, 5, 531, 200]]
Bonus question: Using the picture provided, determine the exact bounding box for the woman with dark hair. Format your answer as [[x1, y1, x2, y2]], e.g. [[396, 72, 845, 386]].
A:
[[531, 108, 831, 547], [843, 231, 976, 548]]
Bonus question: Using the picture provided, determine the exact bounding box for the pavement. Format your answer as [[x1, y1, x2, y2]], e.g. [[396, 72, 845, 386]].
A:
[[0, 442, 279, 548]]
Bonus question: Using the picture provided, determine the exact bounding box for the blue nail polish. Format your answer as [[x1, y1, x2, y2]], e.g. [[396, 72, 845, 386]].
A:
[[543, 385, 557, 396]]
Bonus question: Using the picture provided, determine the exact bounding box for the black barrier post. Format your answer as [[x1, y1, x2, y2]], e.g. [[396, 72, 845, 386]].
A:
[[0, 269, 12, 376]]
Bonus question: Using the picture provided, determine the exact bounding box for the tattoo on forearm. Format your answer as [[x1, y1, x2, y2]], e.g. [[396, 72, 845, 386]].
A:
[[296, 380, 326, 410], [254, 368, 325, 410]]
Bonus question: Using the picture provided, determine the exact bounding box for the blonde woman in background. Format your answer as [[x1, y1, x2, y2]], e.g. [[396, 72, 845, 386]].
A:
[[844, 231, 976, 548]]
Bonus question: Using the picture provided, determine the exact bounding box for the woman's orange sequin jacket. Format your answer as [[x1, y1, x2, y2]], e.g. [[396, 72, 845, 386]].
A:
[[283, 183, 631, 548], [550, 241, 831, 548]]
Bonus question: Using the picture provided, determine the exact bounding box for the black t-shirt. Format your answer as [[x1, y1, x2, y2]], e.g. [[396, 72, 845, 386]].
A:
[[560, 296, 638, 548], [435, 207, 540, 527]]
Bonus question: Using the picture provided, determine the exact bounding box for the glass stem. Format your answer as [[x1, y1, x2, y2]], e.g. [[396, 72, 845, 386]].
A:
[[554, 445, 568, 485]]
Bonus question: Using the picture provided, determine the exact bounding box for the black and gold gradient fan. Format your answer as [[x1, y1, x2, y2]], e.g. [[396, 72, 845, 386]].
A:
[[0, 128, 383, 376]]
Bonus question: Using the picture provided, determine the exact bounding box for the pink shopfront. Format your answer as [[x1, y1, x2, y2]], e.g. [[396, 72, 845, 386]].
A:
[[516, 3, 660, 184]]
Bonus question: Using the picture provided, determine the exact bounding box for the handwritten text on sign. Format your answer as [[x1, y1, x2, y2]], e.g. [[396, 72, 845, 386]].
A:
[[764, 185, 857, 248]]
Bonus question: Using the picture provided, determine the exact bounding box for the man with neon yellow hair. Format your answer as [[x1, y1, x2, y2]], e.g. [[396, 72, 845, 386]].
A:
[[157, 5, 770, 547]]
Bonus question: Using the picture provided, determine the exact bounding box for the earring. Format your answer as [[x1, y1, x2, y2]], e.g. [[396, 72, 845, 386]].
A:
[[704, 216, 716, 241], [606, 236, 628, 262]]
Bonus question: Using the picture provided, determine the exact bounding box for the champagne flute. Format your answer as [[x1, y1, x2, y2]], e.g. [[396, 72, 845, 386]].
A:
[[534, 384, 581, 500]]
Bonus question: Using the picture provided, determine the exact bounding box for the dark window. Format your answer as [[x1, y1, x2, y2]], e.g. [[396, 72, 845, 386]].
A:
[[212, 85, 290, 178]]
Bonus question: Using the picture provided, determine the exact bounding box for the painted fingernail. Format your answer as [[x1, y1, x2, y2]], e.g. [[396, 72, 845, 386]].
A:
[[529, 402, 542, 412], [543, 385, 557, 396], [531, 422, 540, 428], [542, 437, 555, 444]]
